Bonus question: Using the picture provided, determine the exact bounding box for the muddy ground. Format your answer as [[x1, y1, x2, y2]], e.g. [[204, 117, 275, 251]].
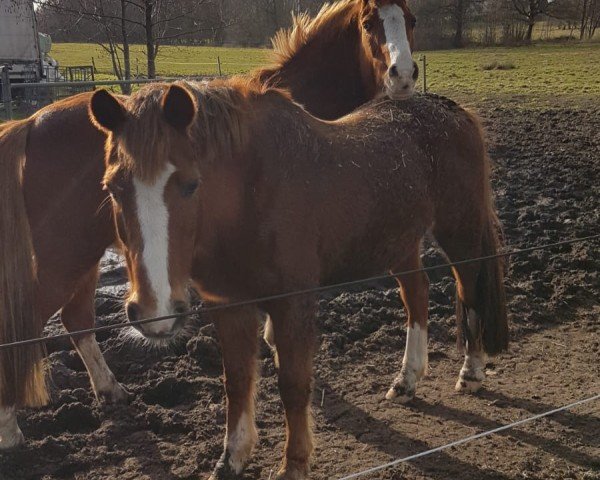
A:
[[1, 98, 599, 480]]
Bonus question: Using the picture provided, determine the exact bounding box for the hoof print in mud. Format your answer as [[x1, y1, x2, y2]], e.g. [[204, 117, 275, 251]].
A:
[[141, 377, 193, 408], [55, 403, 101, 434]]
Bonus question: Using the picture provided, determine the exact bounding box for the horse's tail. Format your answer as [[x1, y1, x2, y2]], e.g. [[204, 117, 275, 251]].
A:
[[434, 108, 508, 357], [461, 114, 508, 356], [468, 202, 508, 356], [0, 119, 48, 408]]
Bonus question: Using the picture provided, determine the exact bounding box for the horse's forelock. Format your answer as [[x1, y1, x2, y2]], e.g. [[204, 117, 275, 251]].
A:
[[115, 79, 273, 179], [115, 84, 175, 181]]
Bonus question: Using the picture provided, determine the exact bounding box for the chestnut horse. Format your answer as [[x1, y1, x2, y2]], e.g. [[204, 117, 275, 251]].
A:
[[89, 79, 508, 479], [0, 0, 417, 449]]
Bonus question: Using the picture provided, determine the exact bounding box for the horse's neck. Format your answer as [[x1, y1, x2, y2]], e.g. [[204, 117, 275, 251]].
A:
[[263, 20, 376, 120]]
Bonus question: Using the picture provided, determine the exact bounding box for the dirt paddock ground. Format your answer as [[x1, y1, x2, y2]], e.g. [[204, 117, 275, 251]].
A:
[[1, 98, 599, 480]]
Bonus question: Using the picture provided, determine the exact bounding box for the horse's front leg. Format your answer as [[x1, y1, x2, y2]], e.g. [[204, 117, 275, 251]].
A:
[[61, 264, 129, 404], [268, 296, 316, 480], [210, 306, 260, 480], [386, 252, 430, 403], [0, 406, 24, 449]]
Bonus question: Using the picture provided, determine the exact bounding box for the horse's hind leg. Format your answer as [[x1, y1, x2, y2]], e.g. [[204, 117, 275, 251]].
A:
[[61, 264, 128, 404], [451, 262, 488, 393], [0, 406, 24, 449], [386, 250, 429, 403], [210, 306, 260, 479], [434, 227, 489, 394]]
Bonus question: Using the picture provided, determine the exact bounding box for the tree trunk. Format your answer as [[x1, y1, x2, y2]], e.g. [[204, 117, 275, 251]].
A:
[[524, 0, 538, 42], [526, 20, 535, 40], [120, 0, 131, 93], [145, 1, 156, 79], [580, 0, 589, 40], [453, 0, 465, 48]]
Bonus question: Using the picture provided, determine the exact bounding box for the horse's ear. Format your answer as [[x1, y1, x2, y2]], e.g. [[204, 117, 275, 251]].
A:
[[89, 89, 127, 133], [162, 84, 196, 131]]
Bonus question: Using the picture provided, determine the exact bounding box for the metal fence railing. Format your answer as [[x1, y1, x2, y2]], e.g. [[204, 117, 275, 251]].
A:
[[0, 67, 205, 121]]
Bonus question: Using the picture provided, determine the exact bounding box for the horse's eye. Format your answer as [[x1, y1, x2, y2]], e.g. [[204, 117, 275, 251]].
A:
[[363, 21, 372, 32], [104, 183, 123, 202], [411, 17, 417, 28], [181, 180, 199, 198]]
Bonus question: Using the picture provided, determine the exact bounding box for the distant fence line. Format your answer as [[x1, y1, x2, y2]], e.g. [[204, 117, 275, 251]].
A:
[[0, 56, 429, 122]]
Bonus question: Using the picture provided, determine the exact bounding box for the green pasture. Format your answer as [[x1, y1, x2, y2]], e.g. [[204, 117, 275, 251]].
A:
[[50, 43, 270, 78], [51, 42, 600, 105], [420, 43, 600, 105]]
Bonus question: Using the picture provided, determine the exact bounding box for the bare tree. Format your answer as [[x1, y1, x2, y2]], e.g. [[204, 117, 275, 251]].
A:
[[510, 0, 551, 40], [579, 0, 600, 38], [130, 0, 225, 78], [36, 0, 133, 92], [444, 0, 486, 47], [37, 0, 220, 80]]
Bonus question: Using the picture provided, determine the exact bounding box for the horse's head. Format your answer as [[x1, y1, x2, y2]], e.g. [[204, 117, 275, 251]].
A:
[[89, 85, 199, 344], [359, 0, 418, 99]]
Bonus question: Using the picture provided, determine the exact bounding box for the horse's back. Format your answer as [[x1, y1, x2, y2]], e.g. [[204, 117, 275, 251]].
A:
[[310, 94, 486, 281], [336, 93, 488, 210]]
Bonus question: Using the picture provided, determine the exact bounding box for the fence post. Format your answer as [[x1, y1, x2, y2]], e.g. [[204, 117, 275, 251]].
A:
[[421, 55, 427, 94], [217, 56, 222, 76], [1, 65, 13, 121]]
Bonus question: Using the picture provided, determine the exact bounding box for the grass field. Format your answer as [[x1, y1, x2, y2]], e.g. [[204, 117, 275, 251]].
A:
[[50, 43, 270, 78], [51, 42, 600, 104], [421, 43, 600, 104]]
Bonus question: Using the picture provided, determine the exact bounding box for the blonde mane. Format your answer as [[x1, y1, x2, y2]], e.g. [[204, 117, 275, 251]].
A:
[[268, 0, 358, 66]]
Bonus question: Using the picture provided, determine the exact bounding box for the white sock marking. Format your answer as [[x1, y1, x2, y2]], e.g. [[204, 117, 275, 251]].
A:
[[403, 324, 428, 378], [378, 4, 414, 79], [226, 411, 257, 473], [75, 334, 122, 399], [0, 406, 23, 449], [456, 309, 487, 391], [133, 163, 176, 333]]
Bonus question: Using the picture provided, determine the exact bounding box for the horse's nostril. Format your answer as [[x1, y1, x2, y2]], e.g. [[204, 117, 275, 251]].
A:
[[389, 65, 398, 77], [126, 303, 140, 322], [412, 62, 420, 81]]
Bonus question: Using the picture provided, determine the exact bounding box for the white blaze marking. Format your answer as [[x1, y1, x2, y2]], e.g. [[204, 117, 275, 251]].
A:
[[133, 163, 176, 333], [378, 4, 413, 76], [403, 324, 428, 378], [226, 411, 257, 473], [0, 406, 24, 449]]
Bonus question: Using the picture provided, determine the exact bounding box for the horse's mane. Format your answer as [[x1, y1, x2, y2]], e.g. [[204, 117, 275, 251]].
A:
[[117, 78, 290, 180], [262, 0, 358, 68]]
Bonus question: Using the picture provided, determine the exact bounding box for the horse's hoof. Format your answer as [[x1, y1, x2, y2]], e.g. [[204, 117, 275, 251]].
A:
[[455, 375, 483, 394], [385, 380, 415, 404], [97, 381, 131, 405], [275, 466, 309, 480], [0, 428, 25, 450], [209, 452, 242, 480]]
